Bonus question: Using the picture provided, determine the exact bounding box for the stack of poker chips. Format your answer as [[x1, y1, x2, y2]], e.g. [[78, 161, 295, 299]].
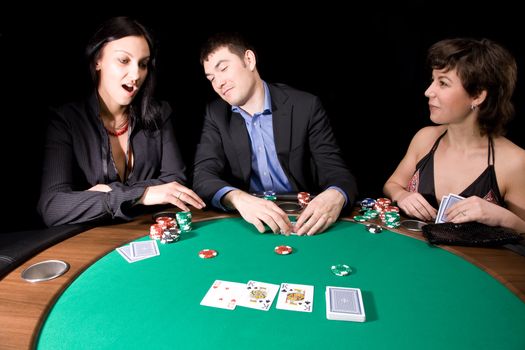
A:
[[380, 212, 401, 228], [149, 223, 165, 240], [360, 198, 376, 209], [150, 216, 180, 244], [263, 190, 277, 201], [374, 198, 401, 228], [161, 230, 179, 244], [175, 211, 193, 232], [297, 192, 311, 208], [353, 212, 379, 222], [353, 198, 378, 222], [156, 216, 177, 229], [353, 197, 401, 228]]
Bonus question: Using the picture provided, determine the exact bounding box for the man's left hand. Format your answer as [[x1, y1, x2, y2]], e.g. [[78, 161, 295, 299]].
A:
[[294, 189, 345, 236]]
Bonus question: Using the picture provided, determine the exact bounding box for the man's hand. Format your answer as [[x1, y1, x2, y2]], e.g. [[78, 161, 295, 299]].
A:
[[224, 190, 292, 234], [294, 188, 345, 236]]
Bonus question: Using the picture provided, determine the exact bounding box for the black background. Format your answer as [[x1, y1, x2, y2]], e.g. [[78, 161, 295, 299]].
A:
[[1, 5, 523, 233]]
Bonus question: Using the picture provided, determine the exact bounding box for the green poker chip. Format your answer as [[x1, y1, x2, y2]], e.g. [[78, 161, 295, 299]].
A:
[[331, 264, 352, 276], [352, 215, 368, 222]]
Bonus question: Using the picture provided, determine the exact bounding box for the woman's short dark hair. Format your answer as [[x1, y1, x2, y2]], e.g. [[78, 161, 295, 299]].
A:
[[86, 16, 160, 128], [427, 38, 517, 136]]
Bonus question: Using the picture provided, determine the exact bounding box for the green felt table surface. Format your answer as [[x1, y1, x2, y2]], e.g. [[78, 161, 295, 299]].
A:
[[37, 218, 525, 349]]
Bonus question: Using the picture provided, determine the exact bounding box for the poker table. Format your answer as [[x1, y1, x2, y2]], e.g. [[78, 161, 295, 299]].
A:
[[1, 210, 525, 349]]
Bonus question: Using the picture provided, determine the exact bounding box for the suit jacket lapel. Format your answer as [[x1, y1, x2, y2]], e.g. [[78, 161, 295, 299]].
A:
[[270, 85, 293, 178], [229, 112, 252, 182]]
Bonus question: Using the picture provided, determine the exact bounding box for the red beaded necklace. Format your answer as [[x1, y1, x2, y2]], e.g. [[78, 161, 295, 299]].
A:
[[105, 119, 129, 137]]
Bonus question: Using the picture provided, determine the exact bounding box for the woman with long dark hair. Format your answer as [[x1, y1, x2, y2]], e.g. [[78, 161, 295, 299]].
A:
[[38, 17, 204, 226]]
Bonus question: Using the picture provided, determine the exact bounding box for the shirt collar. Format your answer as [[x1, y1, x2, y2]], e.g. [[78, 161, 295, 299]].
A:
[[232, 81, 272, 116]]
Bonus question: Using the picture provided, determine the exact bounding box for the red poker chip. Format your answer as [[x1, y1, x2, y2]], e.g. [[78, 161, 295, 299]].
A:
[[149, 224, 164, 239], [156, 216, 177, 228], [274, 245, 293, 255], [198, 249, 218, 259]]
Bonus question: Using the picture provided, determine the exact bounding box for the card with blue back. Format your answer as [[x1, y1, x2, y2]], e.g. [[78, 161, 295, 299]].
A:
[[325, 286, 365, 322]]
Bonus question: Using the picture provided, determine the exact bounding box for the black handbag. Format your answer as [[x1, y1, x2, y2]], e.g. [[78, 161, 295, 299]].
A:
[[422, 222, 523, 247]]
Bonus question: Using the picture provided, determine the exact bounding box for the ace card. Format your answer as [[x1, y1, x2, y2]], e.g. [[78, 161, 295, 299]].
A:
[[276, 283, 314, 312]]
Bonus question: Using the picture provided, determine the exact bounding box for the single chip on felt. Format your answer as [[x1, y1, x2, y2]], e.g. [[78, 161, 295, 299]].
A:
[[198, 249, 218, 259], [331, 264, 352, 276], [365, 224, 382, 234], [274, 245, 293, 255]]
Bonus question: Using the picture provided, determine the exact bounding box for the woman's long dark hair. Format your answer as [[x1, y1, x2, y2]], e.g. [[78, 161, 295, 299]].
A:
[[86, 16, 161, 130]]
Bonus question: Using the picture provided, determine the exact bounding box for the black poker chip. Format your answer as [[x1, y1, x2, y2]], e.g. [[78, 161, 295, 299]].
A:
[[152, 210, 177, 221]]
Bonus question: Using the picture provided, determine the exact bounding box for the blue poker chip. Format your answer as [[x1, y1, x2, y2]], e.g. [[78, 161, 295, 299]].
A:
[[359, 198, 376, 209]]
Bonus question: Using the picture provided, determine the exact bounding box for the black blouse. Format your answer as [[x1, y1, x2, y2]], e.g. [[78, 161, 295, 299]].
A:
[[37, 93, 186, 226], [407, 131, 504, 208]]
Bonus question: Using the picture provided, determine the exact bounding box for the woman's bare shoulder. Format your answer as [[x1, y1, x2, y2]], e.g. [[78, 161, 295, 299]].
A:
[[410, 125, 447, 151], [495, 137, 525, 171]]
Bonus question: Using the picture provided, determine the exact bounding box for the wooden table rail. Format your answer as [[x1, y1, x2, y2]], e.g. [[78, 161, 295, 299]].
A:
[[1, 209, 524, 349]]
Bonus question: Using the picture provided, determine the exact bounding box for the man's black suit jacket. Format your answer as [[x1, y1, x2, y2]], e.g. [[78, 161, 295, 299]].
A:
[[193, 83, 358, 208]]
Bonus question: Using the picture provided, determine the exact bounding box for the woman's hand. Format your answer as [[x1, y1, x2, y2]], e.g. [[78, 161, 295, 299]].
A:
[[396, 191, 437, 222], [139, 182, 206, 211]]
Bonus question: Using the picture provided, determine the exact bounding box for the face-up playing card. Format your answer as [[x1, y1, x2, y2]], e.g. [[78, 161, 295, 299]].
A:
[[237, 280, 279, 311], [290, 221, 298, 235], [129, 240, 159, 259], [200, 280, 245, 310], [325, 286, 366, 322], [276, 283, 314, 312]]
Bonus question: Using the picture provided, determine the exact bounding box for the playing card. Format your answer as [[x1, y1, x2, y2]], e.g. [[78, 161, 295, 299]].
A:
[[237, 280, 279, 311], [116, 245, 150, 263], [200, 280, 245, 310], [129, 240, 160, 259], [435, 195, 450, 223], [436, 193, 465, 223], [290, 221, 298, 235], [325, 286, 366, 322], [442, 193, 465, 222], [276, 283, 314, 312]]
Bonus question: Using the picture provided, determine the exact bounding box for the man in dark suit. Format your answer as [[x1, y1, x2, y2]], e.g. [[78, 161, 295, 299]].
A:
[[193, 32, 357, 235]]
